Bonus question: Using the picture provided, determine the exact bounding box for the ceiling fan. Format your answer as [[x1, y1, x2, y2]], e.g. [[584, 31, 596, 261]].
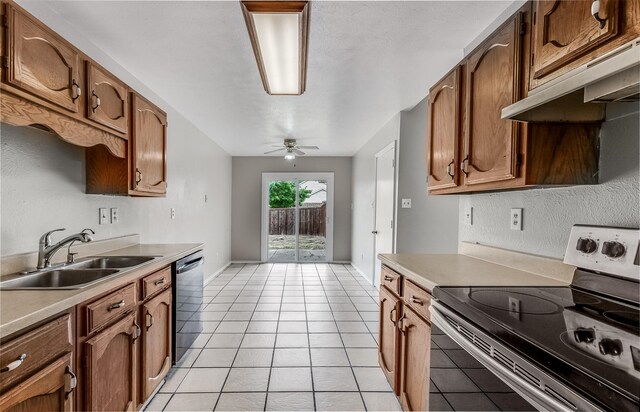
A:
[[264, 138, 319, 160]]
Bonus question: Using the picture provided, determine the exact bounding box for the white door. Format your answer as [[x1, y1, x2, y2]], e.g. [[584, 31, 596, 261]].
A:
[[373, 142, 396, 287]]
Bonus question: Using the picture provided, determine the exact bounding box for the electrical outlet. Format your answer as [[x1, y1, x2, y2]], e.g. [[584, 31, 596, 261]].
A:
[[171, 208, 176, 219], [510, 208, 523, 231], [464, 207, 473, 226], [110, 208, 119, 224], [401, 198, 412, 209], [99, 208, 109, 225]]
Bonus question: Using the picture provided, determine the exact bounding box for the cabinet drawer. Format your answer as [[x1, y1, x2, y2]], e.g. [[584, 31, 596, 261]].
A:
[[403, 279, 431, 320], [381, 266, 401, 296], [0, 314, 72, 391], [141, 266, 171, 301], [84, 283, 136, 335]]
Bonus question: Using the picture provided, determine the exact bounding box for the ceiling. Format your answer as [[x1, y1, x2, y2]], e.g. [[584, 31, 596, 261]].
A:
[[23, 1, 514, 156]]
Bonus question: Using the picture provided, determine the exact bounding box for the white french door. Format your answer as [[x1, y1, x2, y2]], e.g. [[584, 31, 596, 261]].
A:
[[261, 173, 334, 263]]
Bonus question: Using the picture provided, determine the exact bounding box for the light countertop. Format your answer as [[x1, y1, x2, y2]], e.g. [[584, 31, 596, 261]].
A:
[[1, 243, 203, 338], [378, 253, 570, 292]]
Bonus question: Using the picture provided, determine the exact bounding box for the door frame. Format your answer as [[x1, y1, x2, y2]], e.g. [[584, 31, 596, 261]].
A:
[[261, 172, 335, 262], [373, 141, 398, 287]]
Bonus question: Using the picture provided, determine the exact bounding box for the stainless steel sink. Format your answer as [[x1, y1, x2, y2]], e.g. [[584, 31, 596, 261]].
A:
[[70, 256, 156, 269], [0, 269, 119, 290]]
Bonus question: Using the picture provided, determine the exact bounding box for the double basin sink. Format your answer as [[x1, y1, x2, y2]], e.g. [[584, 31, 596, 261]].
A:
[[0, 256, 158, 290]]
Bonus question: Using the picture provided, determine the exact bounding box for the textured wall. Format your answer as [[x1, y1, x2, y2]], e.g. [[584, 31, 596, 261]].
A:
[[397, 97, 459, 254], [351, 115, 401, 283], [459, 104, 640, 259], [231, 157, 352, 262]]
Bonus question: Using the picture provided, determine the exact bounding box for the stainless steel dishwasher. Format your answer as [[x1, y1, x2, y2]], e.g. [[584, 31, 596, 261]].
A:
[[172, 251, 204, 364]]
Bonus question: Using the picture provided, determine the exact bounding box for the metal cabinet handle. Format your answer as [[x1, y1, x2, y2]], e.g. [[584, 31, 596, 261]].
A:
[[0, 354, 27, 373], [107, 300, 125, 311], [446, 159, 455, 179], [146, 312, 154, 330], [135, 168, 142, 185], [91, 91, 101, 112], [71, 80, 82, 102], [398, 314, 406, 333], [64, 366, 77, 399], [132, 321, 141, 341], [153, 277, 166, 286], [384, 275, 393, 282], [389, 307, 397, 325], [410, 296, 423, 306], [460, 155, 469, 177], [591, 0, 607, 29]]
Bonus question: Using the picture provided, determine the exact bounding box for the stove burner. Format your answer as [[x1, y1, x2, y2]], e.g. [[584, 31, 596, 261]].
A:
[[603, 311, 640, 328], [469, 290, 563, 315]]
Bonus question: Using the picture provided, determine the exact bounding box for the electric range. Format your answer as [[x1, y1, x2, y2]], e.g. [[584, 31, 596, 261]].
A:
[[431, 225, 640, 412]]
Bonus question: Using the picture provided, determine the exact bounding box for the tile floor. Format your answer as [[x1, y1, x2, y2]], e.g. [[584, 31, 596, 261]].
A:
[[146, 263, 401, 411]]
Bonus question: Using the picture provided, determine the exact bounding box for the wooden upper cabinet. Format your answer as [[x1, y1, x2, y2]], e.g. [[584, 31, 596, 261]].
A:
[[131, 93, 167, 196], [427, 67, 461, 191], [378, 286, 401, 395], [87, 62, 128, 135], [141, 288, 172, 400], [532, 0, 619, 81], [463, 15, 523, 187], [5, 4, 81, 113], [399, 305, 431, 412]]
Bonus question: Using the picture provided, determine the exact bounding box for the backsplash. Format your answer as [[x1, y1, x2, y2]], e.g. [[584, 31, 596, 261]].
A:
[[459, 103, 640, 259]]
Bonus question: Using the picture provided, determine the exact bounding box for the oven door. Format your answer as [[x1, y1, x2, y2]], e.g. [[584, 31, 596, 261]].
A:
[[430, 300, 602, 412]]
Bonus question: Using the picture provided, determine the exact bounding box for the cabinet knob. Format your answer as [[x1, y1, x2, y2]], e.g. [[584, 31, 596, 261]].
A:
[[0, 354, 27, 373]]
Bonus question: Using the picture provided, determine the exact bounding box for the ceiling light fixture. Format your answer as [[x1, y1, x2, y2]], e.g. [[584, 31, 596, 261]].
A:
[[241, 1, 309, 95], [284, 149, 296, 160]]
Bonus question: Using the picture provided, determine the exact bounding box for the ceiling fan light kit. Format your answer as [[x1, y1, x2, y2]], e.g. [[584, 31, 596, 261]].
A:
[[241, 1, 310, 95], [264, 138, 319, 159]]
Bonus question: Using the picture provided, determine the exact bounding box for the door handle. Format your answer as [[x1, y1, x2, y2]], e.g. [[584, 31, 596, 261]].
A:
[[71, 80, 81, 102], [91, 91, 101, 112], [389, 307, 397, 325], [107, 300, 125, 311], [446, 159, 455, 179], [372, 230, 378, 234], [0, 354, 27, 373], [384, 275, 393, 282], [153, 277, 166, 286], [460, 155, 469, 177], [146, 312, 154, 330], [64, 366, 77, 399], [410, 296, 423, 306]]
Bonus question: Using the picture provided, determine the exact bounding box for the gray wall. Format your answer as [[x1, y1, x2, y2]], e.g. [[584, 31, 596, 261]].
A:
[[351, 115, 401, 283], [0, 5, 232, 278], [459, 104, 640, 259], [397, 97, 459, 253], [231, 157, 352, 262]]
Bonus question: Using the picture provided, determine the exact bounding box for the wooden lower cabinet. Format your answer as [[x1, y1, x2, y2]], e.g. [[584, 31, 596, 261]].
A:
[[378, 286, 401, 395], [83, 311, 138, 412], [0, 353, 75, 412], [399, 305, 432, 412], [140, 288, 172, 401]]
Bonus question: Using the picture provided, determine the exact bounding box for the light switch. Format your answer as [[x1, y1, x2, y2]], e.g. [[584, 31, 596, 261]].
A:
[[401, 198, 412, 209]]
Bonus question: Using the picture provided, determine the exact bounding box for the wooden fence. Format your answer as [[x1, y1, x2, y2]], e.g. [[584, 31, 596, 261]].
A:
[[269, 204, 326, 237]]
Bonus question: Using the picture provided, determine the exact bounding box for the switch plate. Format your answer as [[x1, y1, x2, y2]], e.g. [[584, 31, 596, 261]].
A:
[[464, 207, 473, 226], [99, 208, 109, 225], [110, 208, 119, 224], [401, 198, 412, 209], [171, 208, 176, 219], [510, 208, 523, 231]]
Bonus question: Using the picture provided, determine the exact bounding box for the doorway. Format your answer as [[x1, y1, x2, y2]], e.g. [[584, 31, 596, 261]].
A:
[[261, 173, 334, 263], [373, 141, 397, 286]]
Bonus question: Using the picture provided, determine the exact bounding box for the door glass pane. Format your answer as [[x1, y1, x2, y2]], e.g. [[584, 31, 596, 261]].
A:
[[268, 180, 297, 262], [298, 180, 327, 262]]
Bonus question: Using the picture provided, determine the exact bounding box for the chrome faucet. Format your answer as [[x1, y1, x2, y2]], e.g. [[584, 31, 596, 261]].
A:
[[37, 228, 95, 269]]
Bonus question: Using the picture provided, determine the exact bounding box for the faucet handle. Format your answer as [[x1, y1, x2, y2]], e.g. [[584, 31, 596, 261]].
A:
[[40, 228, 66, 247], [80, 228, 95, 242]]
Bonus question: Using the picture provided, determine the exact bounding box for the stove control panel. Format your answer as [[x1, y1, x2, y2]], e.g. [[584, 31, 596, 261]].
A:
[[564, 225, 639, 280]]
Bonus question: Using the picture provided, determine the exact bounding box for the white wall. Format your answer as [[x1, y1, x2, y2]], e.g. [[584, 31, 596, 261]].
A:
[[231, 157, 352, 262], [459, 104, 640, 259], [351, 115, 401, 283], [397, 97, 459, 253], [1, 2, 232, 277]]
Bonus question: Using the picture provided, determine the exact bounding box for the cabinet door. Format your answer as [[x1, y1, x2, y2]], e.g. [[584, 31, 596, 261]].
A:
[[427, 67, 461, 191], [87, 62, 128, 135], [532, 0, 619, 80], [131, 93, 167, 195], [5, 5, 81, 113], [399, 306, 431, 412], [378, 286, 401, 395], [0, 353, 76, 412], [84, 312, 138, 412], [463, 15, 522, 186], [141, 288, 172, 401]]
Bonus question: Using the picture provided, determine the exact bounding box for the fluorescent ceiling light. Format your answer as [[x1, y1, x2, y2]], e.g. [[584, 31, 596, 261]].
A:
[[241, 1, 309, 95]]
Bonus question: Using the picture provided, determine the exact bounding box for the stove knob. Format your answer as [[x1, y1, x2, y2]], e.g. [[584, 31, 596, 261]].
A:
[[602, 241, 626, 258], [574, 328, 595, 343], [576, 238, 598, 254], [598, 339, 623, 356]]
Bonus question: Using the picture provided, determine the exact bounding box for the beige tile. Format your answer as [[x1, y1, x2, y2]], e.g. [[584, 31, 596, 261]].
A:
[[222, 368, 270, 392], [159, 368, 188, 393], [241, 333, 276, 348], [215, 321, 248, 333], [279, 312, 307, 321], [275, 333, 308, 347], [361, 392, 402, 411], [266, 392, 314, 411], [315, 392, 365, 411], [175, 348, 201, 368], [341, 333, 377, 348], [193, 348, 237, 367], [233, 348, 273, 367], [247, 321, 278, 333], [268, 367, 313, 392], [252, 311, 280, 321], [206, 333, 244, 348], [307, 312, 334, 321], [144, 393, 171, 411], [312, 367, 358, 391], [202, 312, 226, 321], [310, 348, 350, 366], [164, 393, 219, 411], [346, 348, 379, 366], [223, 312, 253, 321], [309, 334, 343, 348], [272, 348, 311, 367], [308, 321, 339, 333], [337, 321, 369, 333], [353, 367, 393, 391], [277, 321, 308, 333], [215, 393, 266, 411], [176, 368, 228, 392]]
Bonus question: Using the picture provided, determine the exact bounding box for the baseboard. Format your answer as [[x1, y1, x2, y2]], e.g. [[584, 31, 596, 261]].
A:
[[350, 262, 375, 287], [230, 260, 262, 264], [204, 261, 232, 286]]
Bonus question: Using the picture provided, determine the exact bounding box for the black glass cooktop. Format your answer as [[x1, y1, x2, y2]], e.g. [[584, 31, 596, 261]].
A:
[[434, 286, 640, 411]]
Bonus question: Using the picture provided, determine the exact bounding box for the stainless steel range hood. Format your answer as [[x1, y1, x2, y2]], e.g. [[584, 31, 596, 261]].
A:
[[502, 38, 640, 122]]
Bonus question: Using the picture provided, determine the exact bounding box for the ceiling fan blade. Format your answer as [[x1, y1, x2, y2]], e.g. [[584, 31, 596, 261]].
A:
[[271, 144, 285, 147], [293, 149, 306, 156], [296, 145, 319, 150], [264, 148, 286, 154]]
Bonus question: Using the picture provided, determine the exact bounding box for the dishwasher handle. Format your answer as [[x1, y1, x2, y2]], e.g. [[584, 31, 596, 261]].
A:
[[177, 256, 204, 274]]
